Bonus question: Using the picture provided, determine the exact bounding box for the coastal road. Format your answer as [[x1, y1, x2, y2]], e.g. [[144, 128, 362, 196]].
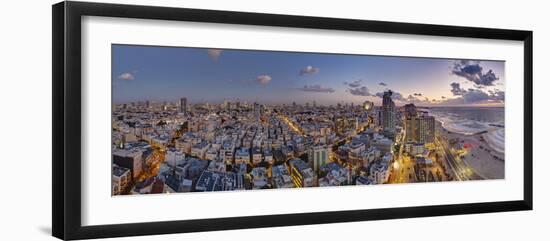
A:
[[436, 135, 482, 181]]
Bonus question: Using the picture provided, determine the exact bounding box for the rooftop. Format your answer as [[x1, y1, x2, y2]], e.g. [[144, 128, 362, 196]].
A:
[[112, 165, 130, 177]]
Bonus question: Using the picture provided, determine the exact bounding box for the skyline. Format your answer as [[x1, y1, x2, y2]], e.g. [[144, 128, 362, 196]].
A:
[[112, 44, 505, 106]]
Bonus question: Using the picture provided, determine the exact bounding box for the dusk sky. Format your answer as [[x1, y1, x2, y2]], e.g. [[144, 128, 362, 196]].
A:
[[112, 44, 505, 106]]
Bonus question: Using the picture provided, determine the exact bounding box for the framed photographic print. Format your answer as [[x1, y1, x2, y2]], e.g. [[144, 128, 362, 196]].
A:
[[52, 1, 533, 240]]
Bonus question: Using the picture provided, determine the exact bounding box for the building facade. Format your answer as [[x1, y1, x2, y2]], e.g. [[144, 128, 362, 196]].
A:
[[180, 97, 187, 115], [381, 90, 396, 131], [308, 145, 329, 172], [405, 113, 435, 144]]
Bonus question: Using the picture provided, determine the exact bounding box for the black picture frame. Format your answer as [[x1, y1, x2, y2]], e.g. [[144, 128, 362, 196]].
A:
[[52, 1, 533, 240]]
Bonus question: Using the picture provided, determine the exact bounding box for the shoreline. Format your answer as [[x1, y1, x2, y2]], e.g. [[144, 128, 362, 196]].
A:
[[436, 121, 504, 179]]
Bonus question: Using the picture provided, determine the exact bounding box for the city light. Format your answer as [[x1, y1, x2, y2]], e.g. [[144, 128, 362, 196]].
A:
[[111, 46, 503, 195], [393, 161, 399, 170]]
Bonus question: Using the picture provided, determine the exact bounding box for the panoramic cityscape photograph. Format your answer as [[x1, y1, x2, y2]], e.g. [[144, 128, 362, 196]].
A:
[[111, 44, 505, 196]]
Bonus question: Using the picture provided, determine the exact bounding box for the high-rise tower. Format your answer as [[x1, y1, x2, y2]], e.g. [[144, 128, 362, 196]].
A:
[[381, 90, 396, 131], [179, 97, 187, 115]]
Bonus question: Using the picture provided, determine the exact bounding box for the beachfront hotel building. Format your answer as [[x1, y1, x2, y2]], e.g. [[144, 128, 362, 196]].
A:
[[417, 115, 435, 143], [405, 113, 436, 144]]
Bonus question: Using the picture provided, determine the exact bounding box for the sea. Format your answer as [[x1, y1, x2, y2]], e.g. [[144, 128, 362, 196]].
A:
[[422, 107, 504, 135]]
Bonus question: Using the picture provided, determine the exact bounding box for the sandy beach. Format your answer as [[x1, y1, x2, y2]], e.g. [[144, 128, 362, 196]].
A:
[[438, 122, 505, 179]]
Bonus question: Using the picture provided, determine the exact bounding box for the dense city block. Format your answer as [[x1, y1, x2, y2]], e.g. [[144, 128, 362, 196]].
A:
[[111, 90, 503, 195]]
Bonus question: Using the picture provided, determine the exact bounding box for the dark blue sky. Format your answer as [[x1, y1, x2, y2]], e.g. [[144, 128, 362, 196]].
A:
[[112, 44, 505, 106]]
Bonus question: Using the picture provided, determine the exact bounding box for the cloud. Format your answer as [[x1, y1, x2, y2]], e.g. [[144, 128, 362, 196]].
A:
[[462, 88, 491, 103], [345, 80, 378, 96], [405, 94, 434, 105], [117, 72, 135, 81], [256, 75, 272, 85], [374, 90, 438, 105], [344, 79, 362, 88], [239, 75, 272, 85], [450, 82, 467, 96], [488, 89, 505, 101], [348, 86, 372, 96], [299, 65, 320, 75], [299, 85, 335, 93], [367, 83, 505, 106], [438, 98, 466, 105], [391, 91, 407, 102], [451, 60, 499, 86], [375, 89, 406, 102], [370, 89, 441, 105], [207, 49, 223, 61], [444, 82, 505, 104], [379, 82, 387, 86]]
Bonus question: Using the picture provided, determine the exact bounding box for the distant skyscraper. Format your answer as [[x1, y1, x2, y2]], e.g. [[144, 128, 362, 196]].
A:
[[179, 97, 187, 115], [223, 100, 230, 111], [253, 102, 261, 120], [260, 104, 265, 116], [381, 90, 396, 131], [313, 100, 317, 108], [308, 145, 329, 172]]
